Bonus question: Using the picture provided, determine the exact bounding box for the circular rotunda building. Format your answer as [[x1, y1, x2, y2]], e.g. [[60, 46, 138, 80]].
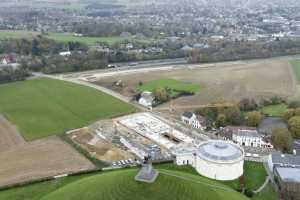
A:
[[174, 140, 244, 181], [195, 140, 244, 181]]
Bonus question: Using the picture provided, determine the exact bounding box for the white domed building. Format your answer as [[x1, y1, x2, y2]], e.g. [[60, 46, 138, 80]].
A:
[[174, 140, 244, 181]]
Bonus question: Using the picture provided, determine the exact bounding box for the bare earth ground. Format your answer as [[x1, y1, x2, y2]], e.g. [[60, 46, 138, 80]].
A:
[[94, 58, 297, 109], [70, 127, 134, 162], [0, 117, 95, 187], [0, 115, 25, 151]]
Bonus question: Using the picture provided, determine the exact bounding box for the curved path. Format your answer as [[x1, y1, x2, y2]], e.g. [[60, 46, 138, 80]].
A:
[[253, 176, 270, 193]]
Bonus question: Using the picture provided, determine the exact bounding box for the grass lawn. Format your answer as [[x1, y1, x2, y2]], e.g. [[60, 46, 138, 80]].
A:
[[157, 161, 267, 190], [260, 104, 287, 117], [46, 33, 129, 46], [222, 161, 268, 190], [0, 162, 275, 200], [253, 184, 277, 200], [290, 59, 300, 83], [0, 78, 135, 140], [137, 79, 202, 98]]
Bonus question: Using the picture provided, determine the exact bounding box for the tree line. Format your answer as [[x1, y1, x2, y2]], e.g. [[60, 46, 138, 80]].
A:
[[187, 39, 300, 63]]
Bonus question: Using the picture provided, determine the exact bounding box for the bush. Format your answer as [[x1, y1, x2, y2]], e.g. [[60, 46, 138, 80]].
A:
[[271, 128, 293, 152], [283, 109, 296, 122], [245, 111, 262, 127], [215, 114, 226, 128], [288, 116, 300, 138], [288, 101, 300, 109], [195, 107, 218, 122], [239, 98, 258, 111], [224, 106, 243, 125], [244, 189, 254, 198]]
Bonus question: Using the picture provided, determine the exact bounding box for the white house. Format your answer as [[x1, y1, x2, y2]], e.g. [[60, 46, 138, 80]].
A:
[[232, 129, 273, 148], [59, 51, 71, 56], [138, 91, 154, 109], [1, 54, 14, 65], [1, 57, 9, 65], [125, 43, 134, 49], [181, 112, 203, 130], [73, 33, 83, 37]]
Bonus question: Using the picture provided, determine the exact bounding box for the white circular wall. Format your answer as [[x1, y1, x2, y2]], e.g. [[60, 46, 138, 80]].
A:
[[195, 156, 244, 181]]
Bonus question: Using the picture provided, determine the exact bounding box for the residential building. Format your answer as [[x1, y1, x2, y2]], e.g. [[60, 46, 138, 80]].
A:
[[181, 112, 203, 130]]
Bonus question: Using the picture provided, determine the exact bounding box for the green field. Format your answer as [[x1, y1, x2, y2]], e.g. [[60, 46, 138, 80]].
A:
[[0, 30, 132, 45], [46, 33, 128, 45], [290, 59, 300, 83], [137, 79, 202, 97], [0, 30, 38, 40], [0, 30, 154, 46], [260, 104, 287, 117], [0, 162, 275, 200], [0, 78, 135, 140]]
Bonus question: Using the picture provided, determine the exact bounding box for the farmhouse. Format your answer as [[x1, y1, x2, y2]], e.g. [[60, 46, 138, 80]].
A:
[[174, 140, 244, 181], [138, 91, 155, 109], [181, 112, 204, 130]]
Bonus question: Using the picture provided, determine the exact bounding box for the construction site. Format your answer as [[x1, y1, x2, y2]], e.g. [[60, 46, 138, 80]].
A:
[[68, 112, 206, 167]]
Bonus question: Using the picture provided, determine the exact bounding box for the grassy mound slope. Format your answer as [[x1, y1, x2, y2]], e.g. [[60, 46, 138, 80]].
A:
[[40, 169, 248, 200]]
